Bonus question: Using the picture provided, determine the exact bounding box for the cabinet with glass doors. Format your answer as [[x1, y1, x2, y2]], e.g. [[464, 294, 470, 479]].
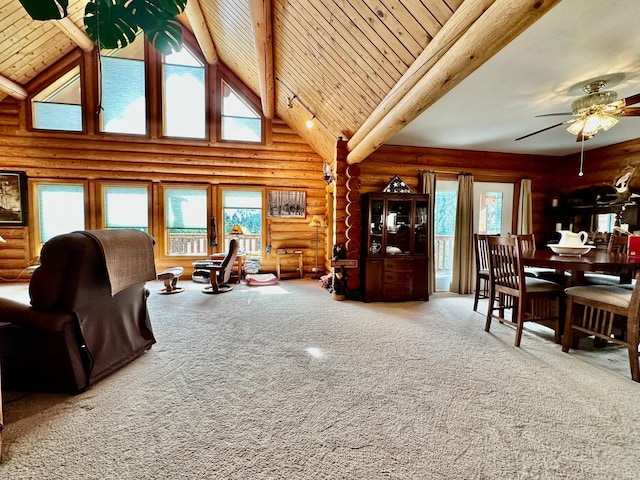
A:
[[361, 193, 430, 302]]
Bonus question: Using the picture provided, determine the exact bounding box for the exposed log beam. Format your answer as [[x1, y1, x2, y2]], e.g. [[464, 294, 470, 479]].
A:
[[347, 0, 496, 152], [346, 0, 563, 165], [185, 0, 218, 65], [249, 0, 275, 119], [0, 74, 27, 100], [54, 17, 95, 52]]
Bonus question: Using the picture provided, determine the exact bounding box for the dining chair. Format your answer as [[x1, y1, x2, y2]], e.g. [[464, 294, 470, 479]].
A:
[[563, 271, 640, 382], [473, 234, 491, 312], [511, 233, 563, 282], [584, 234, 630, 287], [486, 236, 564, 347]]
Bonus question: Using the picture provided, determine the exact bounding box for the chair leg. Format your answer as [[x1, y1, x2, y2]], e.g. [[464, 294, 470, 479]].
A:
[[473, 276, 481, 312], [514, 298, 526, 347], [562, 298, 575, 353], [627, 319, 640, 382], [485, 284, 495, 333], [629, 347, 640, 382]]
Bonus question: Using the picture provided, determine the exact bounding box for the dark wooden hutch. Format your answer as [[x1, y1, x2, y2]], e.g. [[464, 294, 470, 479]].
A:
[[360, 192, 430, 302]]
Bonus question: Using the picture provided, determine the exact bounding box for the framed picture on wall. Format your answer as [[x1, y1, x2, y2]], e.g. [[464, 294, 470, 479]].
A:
[[267, 190, 306, 218], [0, 170, 28, 226]]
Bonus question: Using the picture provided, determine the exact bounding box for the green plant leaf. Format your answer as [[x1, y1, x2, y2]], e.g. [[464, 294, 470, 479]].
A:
[[19, 0, 68, 20], [144, 15, 183, 55], [84, 0, 139, 50], [152, 0, 188, 18]]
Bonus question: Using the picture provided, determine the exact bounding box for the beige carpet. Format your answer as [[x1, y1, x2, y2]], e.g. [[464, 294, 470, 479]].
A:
[[1, 279, 640, 479]]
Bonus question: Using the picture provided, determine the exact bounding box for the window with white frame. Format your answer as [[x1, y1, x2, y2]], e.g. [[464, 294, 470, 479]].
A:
[[164, 187, 208, 255], [102, 185, 149, 232]]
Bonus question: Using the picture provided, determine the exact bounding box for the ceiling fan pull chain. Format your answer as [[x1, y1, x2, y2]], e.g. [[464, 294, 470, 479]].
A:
[[578, 135, 585, 177]]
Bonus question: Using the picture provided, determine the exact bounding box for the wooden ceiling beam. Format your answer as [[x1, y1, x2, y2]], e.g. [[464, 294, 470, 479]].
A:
[[185, 0, 218, 65], [346, 0, 563, 165], [54, 17, 95, 52], [249, 0, 275, 119], [347, 0, 496, 154], [0, 74, 27, 100]]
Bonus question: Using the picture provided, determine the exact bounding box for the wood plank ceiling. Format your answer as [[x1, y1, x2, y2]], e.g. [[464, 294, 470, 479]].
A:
[[0, 0, 561, 164]]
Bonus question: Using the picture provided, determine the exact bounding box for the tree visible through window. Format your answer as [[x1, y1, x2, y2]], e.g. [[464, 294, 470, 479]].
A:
[[222, 190, 262, 254]]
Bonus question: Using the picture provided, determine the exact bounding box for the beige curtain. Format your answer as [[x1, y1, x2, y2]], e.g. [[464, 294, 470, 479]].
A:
[[420, 170, 436, 295], [517, 178, 533, 234], [450, 173, 474, 293]]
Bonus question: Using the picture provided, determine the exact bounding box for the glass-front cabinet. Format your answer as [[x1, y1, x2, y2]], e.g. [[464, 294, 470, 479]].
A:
[[362, 193, 430, 302]]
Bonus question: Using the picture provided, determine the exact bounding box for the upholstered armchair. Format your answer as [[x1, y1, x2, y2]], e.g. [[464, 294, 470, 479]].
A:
[[0, 229, 157, 393]]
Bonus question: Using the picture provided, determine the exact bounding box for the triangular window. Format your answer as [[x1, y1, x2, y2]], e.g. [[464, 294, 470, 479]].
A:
[[31, 66, 82, 132], [220, 81, 261, 142]]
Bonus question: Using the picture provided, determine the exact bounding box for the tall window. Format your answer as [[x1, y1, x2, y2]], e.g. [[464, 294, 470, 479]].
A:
[[162, 46, 206, 139], [103, 185, 149, 232], [164, 187, 207, 255], [100, 35, 146, 134], [220, 80, 261, 142], [31, 66, 82, 132], [222, 189, 263, 254], [34, 183, 85, 244]]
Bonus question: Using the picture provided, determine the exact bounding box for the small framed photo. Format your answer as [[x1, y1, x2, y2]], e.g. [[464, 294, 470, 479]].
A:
[[0, 170, 28, 226], [267, 190, 306, 218]]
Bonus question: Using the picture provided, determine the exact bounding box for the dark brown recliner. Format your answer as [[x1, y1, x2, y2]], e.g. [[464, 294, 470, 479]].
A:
[[0, 229, 157, 394]]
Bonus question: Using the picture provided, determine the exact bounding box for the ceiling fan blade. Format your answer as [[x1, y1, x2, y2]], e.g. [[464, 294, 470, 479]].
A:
[[622, 93, 640, 107], [535, 112, 573, 117], [515, 121, 569, 141], [619, 107, 640, 116]]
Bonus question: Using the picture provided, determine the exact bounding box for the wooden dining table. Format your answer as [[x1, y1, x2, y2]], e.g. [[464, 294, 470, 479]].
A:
[[522, 248, 640, 286]]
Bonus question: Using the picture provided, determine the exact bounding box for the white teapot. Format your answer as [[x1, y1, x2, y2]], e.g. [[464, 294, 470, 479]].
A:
[[558, 230, 588, 247]]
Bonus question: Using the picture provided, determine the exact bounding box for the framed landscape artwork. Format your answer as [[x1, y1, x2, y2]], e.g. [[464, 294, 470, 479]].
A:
[[267, 190, 306, 218], [0, 170, 28, 226]]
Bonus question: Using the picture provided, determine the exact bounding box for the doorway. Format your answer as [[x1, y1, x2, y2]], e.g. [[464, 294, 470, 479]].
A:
[[434, 181, 514, 291]]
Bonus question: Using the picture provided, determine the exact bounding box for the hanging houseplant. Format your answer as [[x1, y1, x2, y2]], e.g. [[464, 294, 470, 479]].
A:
[[19, 0, 187, 54]]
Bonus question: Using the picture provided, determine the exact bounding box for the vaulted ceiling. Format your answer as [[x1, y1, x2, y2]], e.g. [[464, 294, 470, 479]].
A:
[[1, 0, 637, 165]]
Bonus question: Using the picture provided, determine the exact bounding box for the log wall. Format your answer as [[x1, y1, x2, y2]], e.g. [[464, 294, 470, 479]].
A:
[[2, 88, 639, 285], [0, 95, 329, 280]]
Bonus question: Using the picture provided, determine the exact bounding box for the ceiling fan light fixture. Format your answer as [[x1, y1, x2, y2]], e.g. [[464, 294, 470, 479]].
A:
[[582, 115, 604, 137], [599, 114, 619, 131], [571, 90, 618, 114], [567, 118, 586, 135]]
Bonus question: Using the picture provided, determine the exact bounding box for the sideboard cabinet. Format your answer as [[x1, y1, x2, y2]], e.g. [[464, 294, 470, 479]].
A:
[[361, 193, 430, 302]]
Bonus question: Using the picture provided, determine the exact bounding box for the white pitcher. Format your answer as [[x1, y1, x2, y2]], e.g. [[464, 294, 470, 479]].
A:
[[558, 230, 588, 247]]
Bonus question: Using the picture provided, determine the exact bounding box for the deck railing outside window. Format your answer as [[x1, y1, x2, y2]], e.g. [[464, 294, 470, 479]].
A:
[[168, 233, 262, 255]]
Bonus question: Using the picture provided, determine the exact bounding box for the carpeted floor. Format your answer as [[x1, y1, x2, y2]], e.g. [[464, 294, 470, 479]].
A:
[[1, 279, 640, 479]]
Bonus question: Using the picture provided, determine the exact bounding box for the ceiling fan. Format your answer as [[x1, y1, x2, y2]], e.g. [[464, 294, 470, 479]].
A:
[[515, 80, 640, 142]]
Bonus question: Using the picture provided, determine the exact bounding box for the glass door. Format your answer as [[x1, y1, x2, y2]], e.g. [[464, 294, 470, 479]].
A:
[[433, 180, 514, 292], [434, 181, 458, 291], [473, 183, 514, 235]]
